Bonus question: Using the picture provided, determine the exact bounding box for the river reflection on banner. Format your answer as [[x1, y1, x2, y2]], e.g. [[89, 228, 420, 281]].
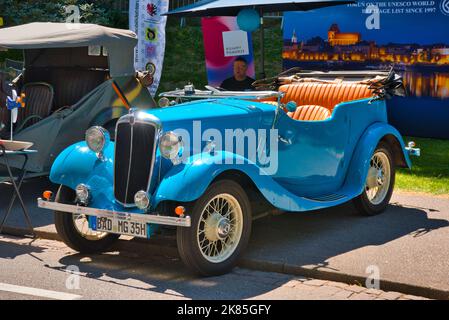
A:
[[282, 1, 449, 139]]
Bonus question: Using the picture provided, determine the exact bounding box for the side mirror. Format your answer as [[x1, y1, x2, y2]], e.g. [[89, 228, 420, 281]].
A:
[[285, 101, 297, 112]]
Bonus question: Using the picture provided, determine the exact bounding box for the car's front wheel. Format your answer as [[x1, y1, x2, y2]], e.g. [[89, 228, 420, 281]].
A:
[[353, 142, 396, 216], [54, 185, 119, 253], [176, 180, 252, 276]]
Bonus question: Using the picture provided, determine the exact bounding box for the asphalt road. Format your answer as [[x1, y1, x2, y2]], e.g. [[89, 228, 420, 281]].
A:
[[1, 177, 448, 298], [245, 191, 449, 296], [0, 236, 426, 300]]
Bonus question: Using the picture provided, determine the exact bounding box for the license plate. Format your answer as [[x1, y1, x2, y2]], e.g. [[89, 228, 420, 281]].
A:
[[95, 215, 147, 238]]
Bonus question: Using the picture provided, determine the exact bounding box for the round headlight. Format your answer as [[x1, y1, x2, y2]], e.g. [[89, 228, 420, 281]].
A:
[[76, 184, 90, 204], [158, 97, 170, 108], [85, 126, 110, 154], [134, 190, 150, 210], [159, 132, 183, 160]]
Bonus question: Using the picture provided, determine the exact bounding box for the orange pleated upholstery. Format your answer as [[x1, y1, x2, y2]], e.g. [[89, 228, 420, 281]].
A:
[[288, 105, 331, 121], [279, 82, 373, 112]]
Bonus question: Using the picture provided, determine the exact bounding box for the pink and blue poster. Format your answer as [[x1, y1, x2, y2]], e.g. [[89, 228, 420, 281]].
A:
[[201, 17, 255, 87]]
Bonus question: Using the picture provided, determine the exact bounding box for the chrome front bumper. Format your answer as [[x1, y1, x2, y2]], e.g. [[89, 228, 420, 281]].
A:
[[37, 198, 191, 227]]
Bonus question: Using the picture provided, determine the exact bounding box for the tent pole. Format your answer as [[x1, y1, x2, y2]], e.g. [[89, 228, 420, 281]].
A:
[[259, 11, 265, 79]]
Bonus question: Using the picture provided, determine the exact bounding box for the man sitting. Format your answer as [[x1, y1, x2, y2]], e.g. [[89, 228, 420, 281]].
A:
[[220, 57, 255, 91]]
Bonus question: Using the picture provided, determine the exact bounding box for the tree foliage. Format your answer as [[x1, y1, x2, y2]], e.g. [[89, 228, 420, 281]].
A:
[[0, 0, 127, 27], [0, 1, 128, 64]]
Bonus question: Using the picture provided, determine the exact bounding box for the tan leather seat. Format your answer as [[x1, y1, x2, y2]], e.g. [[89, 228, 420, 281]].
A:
[[288, 105, 331, 121], [279, 82, 373, 113]]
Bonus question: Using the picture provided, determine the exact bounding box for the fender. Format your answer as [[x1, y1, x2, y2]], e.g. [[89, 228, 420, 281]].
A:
[[342, 122, 411, 196], [49, 142, 114, 202], [152, 151, 355, 212]]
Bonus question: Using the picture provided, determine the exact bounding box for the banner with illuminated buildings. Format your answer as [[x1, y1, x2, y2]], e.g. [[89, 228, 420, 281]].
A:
[[283, 0, 449, 139], [129, 0, 168, 96]]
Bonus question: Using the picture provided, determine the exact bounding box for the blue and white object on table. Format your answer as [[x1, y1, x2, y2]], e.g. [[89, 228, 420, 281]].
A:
[[6, 89, 21, 141]]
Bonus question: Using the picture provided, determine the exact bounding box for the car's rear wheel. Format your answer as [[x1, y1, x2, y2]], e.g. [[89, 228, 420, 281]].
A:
[[176, 180, 252, 276], [54, 185, 119, 253], [353, 142, 395, 216]]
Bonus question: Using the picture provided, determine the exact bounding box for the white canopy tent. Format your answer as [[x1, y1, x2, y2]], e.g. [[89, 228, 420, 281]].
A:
[[0, 23, 138, 77]]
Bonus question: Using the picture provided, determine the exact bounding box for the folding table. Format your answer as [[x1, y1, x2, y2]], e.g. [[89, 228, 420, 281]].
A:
[[0, 145, 37, 237]]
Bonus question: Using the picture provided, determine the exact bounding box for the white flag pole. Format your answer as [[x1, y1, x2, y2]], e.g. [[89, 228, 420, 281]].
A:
[[130, 0, 169, 96], [10, 89, 18, 141]]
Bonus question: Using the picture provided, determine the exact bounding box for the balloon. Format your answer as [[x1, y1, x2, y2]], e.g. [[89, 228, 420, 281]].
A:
[[237, 9, 260, 32]]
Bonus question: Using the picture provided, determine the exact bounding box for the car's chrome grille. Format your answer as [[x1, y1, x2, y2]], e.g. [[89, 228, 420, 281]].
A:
[[114, 118, 157, 206]]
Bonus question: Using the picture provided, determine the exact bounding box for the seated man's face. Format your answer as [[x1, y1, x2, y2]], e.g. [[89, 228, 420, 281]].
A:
[[234, 61, 248, 80]]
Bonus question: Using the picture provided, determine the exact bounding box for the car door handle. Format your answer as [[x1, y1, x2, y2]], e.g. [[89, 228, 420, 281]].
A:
[[278, 135, 292, 145]]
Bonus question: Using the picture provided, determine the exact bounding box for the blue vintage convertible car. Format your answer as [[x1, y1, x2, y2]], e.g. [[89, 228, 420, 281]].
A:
[[38, 69, 419, 276]]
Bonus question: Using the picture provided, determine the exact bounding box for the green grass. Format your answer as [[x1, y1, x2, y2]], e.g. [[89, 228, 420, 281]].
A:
[[397, 137, 449, 195]]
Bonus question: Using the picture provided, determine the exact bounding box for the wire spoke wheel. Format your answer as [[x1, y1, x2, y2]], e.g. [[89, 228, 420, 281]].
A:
[[177, 179, 252, 276], [72, 213, 109, 241], [196, 194, 243, 264], [365, 151, 391, 206]]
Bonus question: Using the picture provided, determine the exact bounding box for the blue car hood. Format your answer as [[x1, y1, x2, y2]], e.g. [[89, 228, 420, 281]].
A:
[[139, 98, 276, 131]]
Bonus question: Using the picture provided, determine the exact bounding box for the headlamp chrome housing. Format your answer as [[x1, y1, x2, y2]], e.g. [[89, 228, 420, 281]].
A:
[[134, 190, 150, 210], [75, 184, 90, 205], [158, 97, 170, 108], [159, 131, 183, 164], [85, 126, 110, 156]]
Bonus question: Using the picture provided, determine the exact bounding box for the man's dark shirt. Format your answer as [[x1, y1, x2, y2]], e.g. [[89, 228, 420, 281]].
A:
[[220, 76, 255, 91]]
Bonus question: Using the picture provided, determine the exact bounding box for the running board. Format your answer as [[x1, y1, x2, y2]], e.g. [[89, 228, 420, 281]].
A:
[[303, 193, 348, 202]]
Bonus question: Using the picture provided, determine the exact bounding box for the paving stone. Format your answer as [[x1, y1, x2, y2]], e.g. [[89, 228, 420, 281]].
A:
[[232, 267, 253, 275], [283, 279, 303, 288], [303, 279, 329, 287], [331, 290, 354, 299], [402, 295, 428, 300], [365, 288, 383, 296], [292, 276, 308, 282], [346, 285, 366, 293], [349, 292, 377, 300], [289, 283, 321, 295], [327, 281, 351, 289], [314, 285, 342, 296], [379, 291, 403, 300]]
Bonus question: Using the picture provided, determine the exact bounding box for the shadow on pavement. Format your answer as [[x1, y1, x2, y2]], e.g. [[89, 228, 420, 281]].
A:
[[2, 176, 448, 296], [0, 240, 45, 260], [33, 198, 447, 299], [246, 201, 449, 269], [49, 251, 287, 299], [0, 177, 57, 230]]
